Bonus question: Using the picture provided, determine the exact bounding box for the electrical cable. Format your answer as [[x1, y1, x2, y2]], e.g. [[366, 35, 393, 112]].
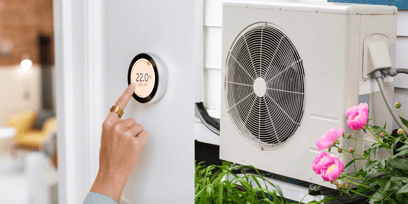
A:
[[396, 68, 408, 75], [195, 102, 220, 135], [373, 70, 408, 134]]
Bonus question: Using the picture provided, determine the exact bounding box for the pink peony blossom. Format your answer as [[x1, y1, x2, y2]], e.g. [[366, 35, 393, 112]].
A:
[[312, 152, 331, 174], [345, 103, 368, 130], [316, 127, 344, 151], [320, 155, 344, 182]]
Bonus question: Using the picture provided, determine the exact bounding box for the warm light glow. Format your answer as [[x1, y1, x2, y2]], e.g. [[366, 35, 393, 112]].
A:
[[21, 59, 33, 70]]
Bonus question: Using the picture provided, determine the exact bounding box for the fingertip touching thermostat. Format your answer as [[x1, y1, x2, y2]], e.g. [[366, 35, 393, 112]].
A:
[[128, 53, 167, 103]]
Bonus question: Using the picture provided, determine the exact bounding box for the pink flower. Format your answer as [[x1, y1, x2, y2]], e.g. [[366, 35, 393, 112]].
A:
[[320, 155, 344, 182], [345, 103, 368, 130], [316, 127, 344, 151], [312, 152, 331, 174]]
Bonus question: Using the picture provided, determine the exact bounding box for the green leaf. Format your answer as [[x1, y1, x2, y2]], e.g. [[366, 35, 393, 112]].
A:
[[394, 149, 408, 157], [344, 159, 356, 170], [372, 125, 386, 133], [394, 177, 408, 184], [380, 158, 386, 169], [380, 180, 391, 193], [389, 158, 408, 170], [383, 122, 387, 130], [400, 117, 408, 128], [370, 192, 385, 203], [397, 145, 408, 152], [396, 194, 404, 203], [397, 184, 408, 194]]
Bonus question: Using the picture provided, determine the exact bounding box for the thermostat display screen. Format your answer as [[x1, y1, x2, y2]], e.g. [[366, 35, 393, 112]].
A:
[[130, 59, 156, 98]]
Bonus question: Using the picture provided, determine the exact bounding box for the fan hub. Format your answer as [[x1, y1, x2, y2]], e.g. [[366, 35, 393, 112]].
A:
[[253, 77, 266, 97]]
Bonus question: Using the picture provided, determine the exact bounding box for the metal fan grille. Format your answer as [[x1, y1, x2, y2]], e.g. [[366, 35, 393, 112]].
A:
[[225, 22, 305, 150]]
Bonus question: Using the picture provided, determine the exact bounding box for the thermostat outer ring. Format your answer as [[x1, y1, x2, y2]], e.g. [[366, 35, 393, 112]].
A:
[[128, 53, 167, 103]]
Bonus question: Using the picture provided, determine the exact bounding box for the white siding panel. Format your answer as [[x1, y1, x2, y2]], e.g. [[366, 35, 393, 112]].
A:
[[394, 36, 408, 88], [204, 26, 223, 69], [204, 0, 223, 27], [393, 88, 408, 129], [397, 11, 408, 37], [204, 68, 222, 111]]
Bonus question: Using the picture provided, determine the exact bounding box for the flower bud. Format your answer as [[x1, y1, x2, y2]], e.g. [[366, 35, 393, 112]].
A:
[[397, 128, 405, 136], [335, 140, 340, 145], [349, 147, 355, 153], [395, 101, 401, 109], [379, 133, 385, 138], [343, 183, 349, 189], [338, 148, 342, 153], [336, 183, 343, 189], [333, 181, 338, 185], [346, 134, 351, 139]]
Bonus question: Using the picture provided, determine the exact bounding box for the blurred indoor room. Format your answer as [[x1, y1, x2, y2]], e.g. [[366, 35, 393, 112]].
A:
[[0, 0, 57, 203]]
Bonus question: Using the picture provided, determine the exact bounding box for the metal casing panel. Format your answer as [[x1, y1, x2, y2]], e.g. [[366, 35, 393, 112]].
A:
[[220, 2, 396, 189], [328, 0, 407, 10], [224, 1, 398, 15]]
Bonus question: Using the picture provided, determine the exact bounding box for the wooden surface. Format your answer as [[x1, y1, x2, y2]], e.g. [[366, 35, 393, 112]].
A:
[[0, 0, 54, 66]]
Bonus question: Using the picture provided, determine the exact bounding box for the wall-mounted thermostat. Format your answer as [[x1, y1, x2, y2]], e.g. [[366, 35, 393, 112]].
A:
[[128, 53, 167, 103]]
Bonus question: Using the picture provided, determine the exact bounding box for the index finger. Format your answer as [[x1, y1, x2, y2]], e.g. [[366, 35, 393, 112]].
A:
[[109, 84, 136, 118]]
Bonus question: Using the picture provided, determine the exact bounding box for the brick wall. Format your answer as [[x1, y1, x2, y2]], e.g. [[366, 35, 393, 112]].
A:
[[0, 0, 54, 66]]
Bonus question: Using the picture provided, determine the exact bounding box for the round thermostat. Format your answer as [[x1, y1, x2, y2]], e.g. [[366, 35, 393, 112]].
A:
[[128, 53, 167, 103]]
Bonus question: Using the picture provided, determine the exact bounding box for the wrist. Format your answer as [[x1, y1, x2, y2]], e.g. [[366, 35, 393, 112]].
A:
[[90, 170, 128, 202]]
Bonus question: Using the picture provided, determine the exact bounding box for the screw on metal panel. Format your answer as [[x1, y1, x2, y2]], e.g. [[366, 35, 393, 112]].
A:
[[310, 177, 313, 181], [246, 5, 248, 8], [393, 11, 396, 14], [261, 147, 264, 150], [298, 124, 301, 126], [279, 8, 282, 10], [315, 10, 318, 13]]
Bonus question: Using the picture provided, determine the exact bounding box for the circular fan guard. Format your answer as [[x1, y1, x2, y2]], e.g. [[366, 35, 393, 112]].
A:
[[225, 22, 305, 150]]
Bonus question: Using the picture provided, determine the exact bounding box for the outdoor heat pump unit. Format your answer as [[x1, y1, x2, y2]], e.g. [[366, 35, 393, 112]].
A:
[[220, 1, 397, 189]]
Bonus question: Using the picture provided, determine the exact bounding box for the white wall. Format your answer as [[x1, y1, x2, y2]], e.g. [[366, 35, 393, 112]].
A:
[[0, 65, 41, 126], [393, 11, 408, 129], [106, 0, 195, 203]]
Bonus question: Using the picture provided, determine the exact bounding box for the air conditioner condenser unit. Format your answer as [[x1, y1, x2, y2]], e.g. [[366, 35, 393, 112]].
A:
[[220, 1, 397, 189]]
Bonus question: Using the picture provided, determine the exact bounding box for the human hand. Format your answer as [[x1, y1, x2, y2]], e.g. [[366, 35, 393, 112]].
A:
[[90, 84, 149, 202]]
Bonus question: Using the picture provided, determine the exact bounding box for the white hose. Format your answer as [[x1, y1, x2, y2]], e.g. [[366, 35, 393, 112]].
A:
[[375, 74, 408, 134]]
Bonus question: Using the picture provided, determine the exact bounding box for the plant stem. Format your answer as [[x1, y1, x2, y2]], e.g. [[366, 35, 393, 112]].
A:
[[341, 173, 363, 180], [349, 137, 363, 154], [298, 185, 318, 204], [399, 108, 403, 118], [352, 138, 375, 143], [342, 151, 364, 165], [339, 147, 368, 161], [347, 188, 371, 198], [352, 153, 358, 172], [339, 178, 395, 201], [367, 128, 393, 154]]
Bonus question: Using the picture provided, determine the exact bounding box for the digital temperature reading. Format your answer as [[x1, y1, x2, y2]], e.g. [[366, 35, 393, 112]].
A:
[[128, 53, 166, 104], [130, 59, 156, 98]]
